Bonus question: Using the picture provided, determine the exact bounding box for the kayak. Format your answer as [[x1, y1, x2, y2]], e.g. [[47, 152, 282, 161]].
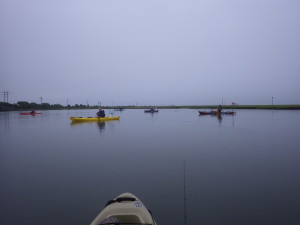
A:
[[199, 111, 211, 115], [20, 113, 42, 115], [90, 193, 157, 225], [144, 109, 159, 113], [70, 116, 120, 122], [199, 111, 236, 115], [223, 111, 236, 115]]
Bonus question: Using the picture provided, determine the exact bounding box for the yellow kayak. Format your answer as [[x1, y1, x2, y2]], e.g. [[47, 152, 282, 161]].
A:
[[70, 116, 120, 122]]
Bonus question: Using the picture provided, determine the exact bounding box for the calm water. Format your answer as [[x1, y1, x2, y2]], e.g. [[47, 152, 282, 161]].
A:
[[1, 109, 300, 225]]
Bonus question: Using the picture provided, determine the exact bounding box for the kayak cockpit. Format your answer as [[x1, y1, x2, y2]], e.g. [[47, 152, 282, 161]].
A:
[[90, 193, 157, 225], [99, 215, 151, 225]]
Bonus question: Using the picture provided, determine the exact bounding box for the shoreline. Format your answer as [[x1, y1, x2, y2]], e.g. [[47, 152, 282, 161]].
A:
[[1, 104, 300, 111]]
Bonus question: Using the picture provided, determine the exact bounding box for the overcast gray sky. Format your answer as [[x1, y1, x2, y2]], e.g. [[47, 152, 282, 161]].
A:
[[1, 0, 299, 106]]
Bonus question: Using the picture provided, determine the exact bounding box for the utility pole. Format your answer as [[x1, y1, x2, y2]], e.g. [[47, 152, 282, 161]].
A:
[[40, 97, 43, 104], [3, 91, 8, 103]]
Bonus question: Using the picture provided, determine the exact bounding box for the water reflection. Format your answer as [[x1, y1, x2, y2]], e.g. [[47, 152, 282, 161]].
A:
[[0, 112, 10, 131], [199, 113, 236, 128], [217, 114, 236, 128], [216, 114, 222, 124], [70, 120, 118, 133], [97, 122, 106, 132]]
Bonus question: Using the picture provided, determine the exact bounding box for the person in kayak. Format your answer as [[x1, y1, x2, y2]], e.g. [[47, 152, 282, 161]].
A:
[[97, 108, 105, 118], [217, 105, 222, 114], [30, 110, 36, 114]]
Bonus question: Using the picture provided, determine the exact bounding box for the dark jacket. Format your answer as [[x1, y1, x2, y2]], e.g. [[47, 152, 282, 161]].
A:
[[97, 110, 105, 118]]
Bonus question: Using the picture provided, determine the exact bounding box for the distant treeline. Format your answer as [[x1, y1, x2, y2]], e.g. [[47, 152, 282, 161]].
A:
[[1, 101, 300, 111], [0, 101, 99, 111], [184, 105, 300, 110]]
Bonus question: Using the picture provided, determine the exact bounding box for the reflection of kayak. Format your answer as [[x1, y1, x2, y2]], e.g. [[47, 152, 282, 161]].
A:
[[199, 111, 236, 115], [90, 193, 157, 225], [20, 113, 42, 115], [71, 121, 105, 125], [70, 116, 120, 122]]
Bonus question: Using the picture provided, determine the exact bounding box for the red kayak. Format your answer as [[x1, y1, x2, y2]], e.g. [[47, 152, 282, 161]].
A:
[[20, 113, 42, 115], [199, 111, 211, 115]]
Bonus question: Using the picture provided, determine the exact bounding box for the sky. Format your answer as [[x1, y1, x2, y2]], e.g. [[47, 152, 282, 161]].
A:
[[1, 0, 300, 106]]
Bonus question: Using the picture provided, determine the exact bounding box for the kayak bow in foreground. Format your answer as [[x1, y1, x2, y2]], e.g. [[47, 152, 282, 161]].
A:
[[90, 193, 157, 225]]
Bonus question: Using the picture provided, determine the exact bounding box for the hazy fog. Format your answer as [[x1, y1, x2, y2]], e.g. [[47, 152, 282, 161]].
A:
[[1, 0, 299, 106]]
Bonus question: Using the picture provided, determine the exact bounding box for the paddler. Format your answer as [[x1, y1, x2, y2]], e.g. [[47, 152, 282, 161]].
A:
[[96, 108, 105, 118], [217, 105, 222, 114]]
